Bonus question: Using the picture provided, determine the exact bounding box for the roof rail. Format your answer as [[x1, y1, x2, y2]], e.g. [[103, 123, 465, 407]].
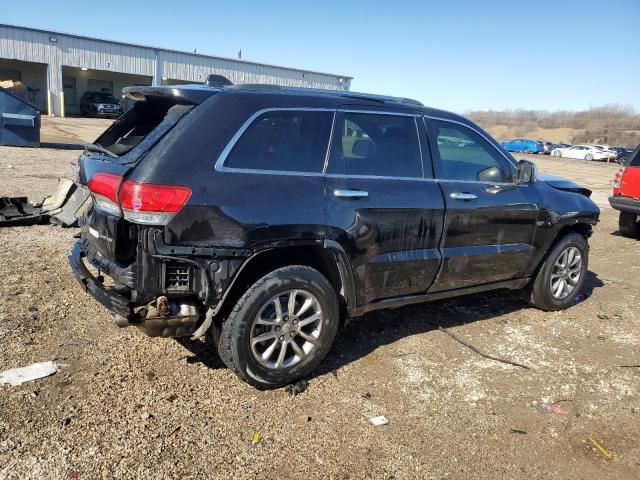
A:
[[223, 84, 423, 106]]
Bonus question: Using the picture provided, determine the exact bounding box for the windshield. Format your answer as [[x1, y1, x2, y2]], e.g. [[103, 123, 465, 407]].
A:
[[91, 93, 119, 104]]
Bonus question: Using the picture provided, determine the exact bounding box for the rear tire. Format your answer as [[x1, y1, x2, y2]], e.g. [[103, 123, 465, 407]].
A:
[[619, 212, 640, 238], [526, 233, 589, 311], [215, 265, 339, 389]]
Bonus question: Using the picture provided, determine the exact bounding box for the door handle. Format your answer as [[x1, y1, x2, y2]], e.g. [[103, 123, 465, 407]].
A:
[[449, 192, 477, 201], [334, 189, 369, 199]]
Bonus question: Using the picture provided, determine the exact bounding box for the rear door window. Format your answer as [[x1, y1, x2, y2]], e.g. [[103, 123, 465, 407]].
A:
[[224, 110, 334, 173], [327, 112, 422, 178]]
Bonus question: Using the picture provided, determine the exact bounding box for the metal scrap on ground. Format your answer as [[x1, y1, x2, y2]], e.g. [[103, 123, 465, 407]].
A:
[[0, 178, 88, 227]]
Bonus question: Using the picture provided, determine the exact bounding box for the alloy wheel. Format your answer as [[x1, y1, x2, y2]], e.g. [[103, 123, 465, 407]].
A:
[[550, 246, 583, 300], [249, 289, 323, 369]]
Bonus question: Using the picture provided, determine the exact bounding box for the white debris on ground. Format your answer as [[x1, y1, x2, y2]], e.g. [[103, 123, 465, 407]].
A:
[[368, 415, 389, 426], [0, 361, 58, 386]]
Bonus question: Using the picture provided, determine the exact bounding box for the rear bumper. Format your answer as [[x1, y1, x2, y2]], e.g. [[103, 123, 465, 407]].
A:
[[69, 241, 132, 316], [609, 195, 640, 214], [68, 241, 202, 337]]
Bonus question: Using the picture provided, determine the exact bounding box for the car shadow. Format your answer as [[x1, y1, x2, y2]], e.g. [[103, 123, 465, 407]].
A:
[[176, 270, 605, 380], [610, 230, 639, 240]]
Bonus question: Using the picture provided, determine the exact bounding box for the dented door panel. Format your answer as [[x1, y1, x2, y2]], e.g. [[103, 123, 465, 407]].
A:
[[325, 177, 445, 304], [429, 181, 540, 291]]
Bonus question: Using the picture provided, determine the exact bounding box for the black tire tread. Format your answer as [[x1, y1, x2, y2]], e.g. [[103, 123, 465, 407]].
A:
[[215, 265, 338, 389], [526, 232, 589, 311], [619, 212, 640, 238]]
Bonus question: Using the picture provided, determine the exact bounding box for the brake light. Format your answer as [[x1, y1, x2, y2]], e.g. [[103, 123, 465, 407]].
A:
[[119, 181, 191, 225], [613, 166, 625, 195], [88, 172, 122, 216]]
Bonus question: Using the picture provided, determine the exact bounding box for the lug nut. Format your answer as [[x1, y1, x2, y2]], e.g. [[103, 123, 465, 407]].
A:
[[275, 326, 281, 331], [279, 335, 285, 341], [284, 316, 289, 321], [292, 319, 298, 325], [290, 332, 296, 337]]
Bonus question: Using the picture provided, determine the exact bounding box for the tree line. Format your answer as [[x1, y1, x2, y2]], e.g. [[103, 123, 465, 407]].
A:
[[466, 104, 640, 147]]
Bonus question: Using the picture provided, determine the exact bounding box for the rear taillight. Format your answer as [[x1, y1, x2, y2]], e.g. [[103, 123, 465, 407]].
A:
[[613, 166, 625, 194], [88, 172, 122, 216], [88, 173, 191, 225], [119, 180, 191, 225]]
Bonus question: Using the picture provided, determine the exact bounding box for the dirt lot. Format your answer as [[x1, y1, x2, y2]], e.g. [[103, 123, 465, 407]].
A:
[[40, 117, 113, 145], [0, 146, 638, 479]]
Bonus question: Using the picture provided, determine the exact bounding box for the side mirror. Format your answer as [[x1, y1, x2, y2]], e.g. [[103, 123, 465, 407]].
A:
[[516, 159, 538, 184]]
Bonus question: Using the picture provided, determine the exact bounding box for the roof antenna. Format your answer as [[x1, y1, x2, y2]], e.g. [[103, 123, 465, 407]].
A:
[[238, 49, 242, 60]]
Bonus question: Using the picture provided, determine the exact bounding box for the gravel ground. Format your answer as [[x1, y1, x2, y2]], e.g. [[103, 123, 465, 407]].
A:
[[0, 146, 638, 479]]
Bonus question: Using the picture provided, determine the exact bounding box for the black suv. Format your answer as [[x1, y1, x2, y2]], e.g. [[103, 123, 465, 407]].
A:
[[79, 91, 123, 118], [69, 83, 600, 388]]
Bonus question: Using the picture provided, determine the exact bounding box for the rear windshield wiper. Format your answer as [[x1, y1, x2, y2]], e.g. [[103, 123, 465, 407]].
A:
[[84, 143, 118, 158]]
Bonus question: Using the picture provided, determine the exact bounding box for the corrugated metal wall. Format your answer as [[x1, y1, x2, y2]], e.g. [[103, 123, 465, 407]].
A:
[[0, 24, 351, 116]]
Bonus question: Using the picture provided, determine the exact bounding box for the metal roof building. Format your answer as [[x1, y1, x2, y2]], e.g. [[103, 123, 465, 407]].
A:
[[0, 24, 352, 117]]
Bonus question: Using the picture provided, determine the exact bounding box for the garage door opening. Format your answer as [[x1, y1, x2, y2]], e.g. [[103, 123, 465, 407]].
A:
[[61, 66, 152, 117]]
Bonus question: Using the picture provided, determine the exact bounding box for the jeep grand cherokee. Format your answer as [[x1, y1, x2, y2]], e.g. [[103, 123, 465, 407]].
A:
[[69, 83, 600, 388]]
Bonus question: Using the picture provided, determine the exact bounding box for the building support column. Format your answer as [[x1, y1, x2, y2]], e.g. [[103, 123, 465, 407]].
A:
[[46, 60, 63, 116], [153, 49, 163, 86]]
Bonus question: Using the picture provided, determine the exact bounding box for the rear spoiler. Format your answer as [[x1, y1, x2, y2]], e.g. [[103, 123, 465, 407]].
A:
[[122, 85, 219, 105]]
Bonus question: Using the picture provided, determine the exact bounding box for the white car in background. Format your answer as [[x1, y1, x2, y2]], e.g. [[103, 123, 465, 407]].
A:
[[593, 145, 617, 160], [551, 145, 610, 161]]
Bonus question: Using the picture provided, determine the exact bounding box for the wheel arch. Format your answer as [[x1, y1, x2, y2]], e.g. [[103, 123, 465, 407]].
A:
[[529, 220, 593, 279], [212, 243, 357, 323]]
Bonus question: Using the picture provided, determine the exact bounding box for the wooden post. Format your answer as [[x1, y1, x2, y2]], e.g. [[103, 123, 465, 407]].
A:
[[60, 91, 65, 118]]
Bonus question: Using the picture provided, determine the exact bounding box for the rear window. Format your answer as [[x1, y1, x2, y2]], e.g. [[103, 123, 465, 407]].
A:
[[95, 101, 191, 157], [224, 110, 333, 173]]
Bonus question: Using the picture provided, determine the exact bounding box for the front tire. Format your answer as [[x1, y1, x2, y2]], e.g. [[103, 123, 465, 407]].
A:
[[216, 266, 339, 389], [553, 150, 562, 157], [585, 153, 594, 161], [523, 147, 531, 154], [526, 233, 589, 311], [619, 212, 640, 238]]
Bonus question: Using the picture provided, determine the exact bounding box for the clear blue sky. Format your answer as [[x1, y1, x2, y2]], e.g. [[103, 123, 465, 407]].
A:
[[3, 0, 639, 112]]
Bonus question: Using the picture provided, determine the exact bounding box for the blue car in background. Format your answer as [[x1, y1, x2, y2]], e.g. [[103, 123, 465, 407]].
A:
[[501, 138, 545, 154]]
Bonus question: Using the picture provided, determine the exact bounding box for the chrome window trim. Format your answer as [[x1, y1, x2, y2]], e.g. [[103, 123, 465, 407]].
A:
[[321, 111, 337, 174], [413, 116, 426, 178], [216, 107, 427, 180], [424, 115, 518, 170], [338, 109, 418, 117], [326, 173, 436, 182]]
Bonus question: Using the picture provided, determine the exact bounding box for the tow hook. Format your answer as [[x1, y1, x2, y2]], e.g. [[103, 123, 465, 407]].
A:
[[157, 296, 170, 316]]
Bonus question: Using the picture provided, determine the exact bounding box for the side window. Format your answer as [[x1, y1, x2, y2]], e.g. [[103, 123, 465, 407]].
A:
[[224, 110, 333, 172], [430, 120, 514, 183], [328, 112, 422, 178]]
